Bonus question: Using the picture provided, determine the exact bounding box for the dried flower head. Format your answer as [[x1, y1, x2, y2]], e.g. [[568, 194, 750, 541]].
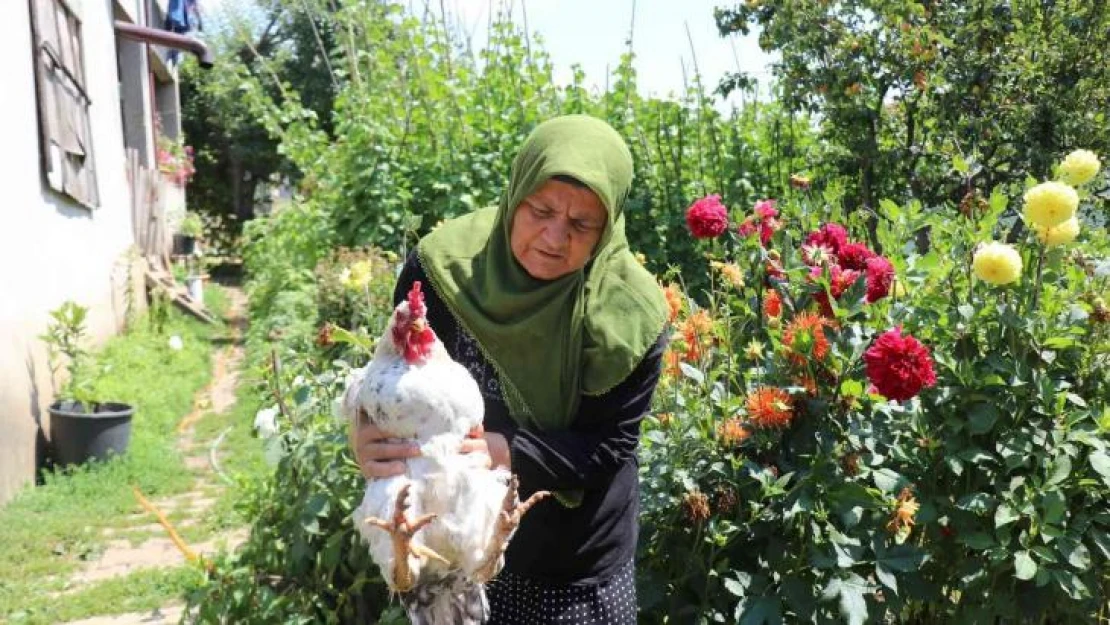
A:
[[682, 490, 711, 524], [713, 485, 740, 515]]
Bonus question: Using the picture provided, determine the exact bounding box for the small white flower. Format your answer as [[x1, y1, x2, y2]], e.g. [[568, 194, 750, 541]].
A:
[[168, 335, 184, 351], [253, 406, 280, 439]]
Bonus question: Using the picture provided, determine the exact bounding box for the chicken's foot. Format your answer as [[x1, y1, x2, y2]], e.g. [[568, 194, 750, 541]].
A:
[[473, 475, 550, 583], [365, 483, 448, 592]]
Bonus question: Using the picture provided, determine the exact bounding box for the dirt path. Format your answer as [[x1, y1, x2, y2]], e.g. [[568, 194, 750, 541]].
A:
[[60, 286, 249, 625]]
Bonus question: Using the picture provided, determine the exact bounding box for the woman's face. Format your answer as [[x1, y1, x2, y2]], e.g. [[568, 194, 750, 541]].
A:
[[510, 178, 608, 281]]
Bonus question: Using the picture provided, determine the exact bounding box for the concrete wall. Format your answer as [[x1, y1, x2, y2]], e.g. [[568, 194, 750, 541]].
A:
[[0, 0, 161, 505]]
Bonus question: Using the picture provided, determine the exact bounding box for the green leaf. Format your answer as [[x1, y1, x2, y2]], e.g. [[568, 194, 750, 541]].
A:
[[1089, 451, 1110, 486], [724, 572, 752, 598], [1041, 490, 1066, 525], [1047, 455, 1072, 486], [1014, 551, 1037, 580], [995, 503, 1020, 527], [822, 574, 869, 625], [956, 493, 995, 514], [678, 362, 705, 384], [872, 468, 905, 494], [737, 597, 783, 625], [952, 154, 969, 174], [959, 532, 994, 550], [874, 563, 898, 594], [968, 403, 1000, 435], [1066, 541, 1091, 570], [1090, 530, 1110, 559]]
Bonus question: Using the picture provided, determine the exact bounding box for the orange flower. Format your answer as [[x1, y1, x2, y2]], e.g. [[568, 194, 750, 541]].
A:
[[887, 487, 920, 536], [680, 310, 714, 362], [711, 261, 745, 289], [663, 348, 682, 378], [717, 417, 752, 447], [662, 283, 683, 323], [746, 387, 794, 429], [764, 289, 783, 319], [783, 312, 832, 365], [684, 309, 714, 335]]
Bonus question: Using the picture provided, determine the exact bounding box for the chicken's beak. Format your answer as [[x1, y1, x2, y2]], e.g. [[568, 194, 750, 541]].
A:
[[411, 318, 427, 333]]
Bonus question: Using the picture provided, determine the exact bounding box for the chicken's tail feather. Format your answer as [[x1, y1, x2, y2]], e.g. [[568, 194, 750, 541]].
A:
[[402, 573, 488, 625]]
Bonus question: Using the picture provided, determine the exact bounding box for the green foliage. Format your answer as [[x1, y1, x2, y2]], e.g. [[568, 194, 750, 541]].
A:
[[716, 0, 1110, 232], [200, 0, 816, 294], [638, 163, 1110, 621], [39, 301, 96, 406], [0, 304, 217, 622], [179, 212, 205, 238], [186, 248, 400, 621]]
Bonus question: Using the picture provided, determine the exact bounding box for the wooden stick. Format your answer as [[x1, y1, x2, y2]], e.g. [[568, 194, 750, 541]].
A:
[[131, 485, 209, 571]]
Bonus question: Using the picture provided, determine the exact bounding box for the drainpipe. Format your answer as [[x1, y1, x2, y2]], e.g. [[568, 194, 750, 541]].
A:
[[113, 21, 214, 69]]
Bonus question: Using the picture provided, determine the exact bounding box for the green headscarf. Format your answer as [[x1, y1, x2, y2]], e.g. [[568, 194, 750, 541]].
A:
[[417, 115, 667, 432]]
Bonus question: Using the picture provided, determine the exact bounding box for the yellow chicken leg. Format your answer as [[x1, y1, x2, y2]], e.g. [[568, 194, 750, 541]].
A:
[[365, 483, 448, 591], [474, 476, 550, 583]]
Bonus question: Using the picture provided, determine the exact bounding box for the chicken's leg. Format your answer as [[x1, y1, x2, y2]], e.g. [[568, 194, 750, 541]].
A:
[[365, 483, 449, 592], [473, 476, 550, 583]]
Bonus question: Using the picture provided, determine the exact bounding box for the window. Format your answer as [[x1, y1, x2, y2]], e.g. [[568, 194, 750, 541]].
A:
[[29, 0, 99, 208]]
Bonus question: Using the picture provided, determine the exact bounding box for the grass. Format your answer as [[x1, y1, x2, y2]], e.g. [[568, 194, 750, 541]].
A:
[[3, 567, 205, 625], [0, 287, 234, 622]]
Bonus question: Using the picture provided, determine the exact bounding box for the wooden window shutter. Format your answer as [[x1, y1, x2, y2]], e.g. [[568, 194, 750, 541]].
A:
[[28, 0, 99, 208]]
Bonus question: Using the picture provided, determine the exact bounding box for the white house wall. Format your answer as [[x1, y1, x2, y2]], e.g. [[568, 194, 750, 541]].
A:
[[0, 0, 154, 504]]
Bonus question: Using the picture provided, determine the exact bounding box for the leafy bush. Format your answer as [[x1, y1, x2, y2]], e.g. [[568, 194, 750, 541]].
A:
[[186, 242, 401, 622], [637, 154, 1110, 623]]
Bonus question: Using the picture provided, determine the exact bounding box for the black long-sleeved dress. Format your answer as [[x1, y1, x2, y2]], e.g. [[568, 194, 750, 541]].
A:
[[393, 252, 665, 625]]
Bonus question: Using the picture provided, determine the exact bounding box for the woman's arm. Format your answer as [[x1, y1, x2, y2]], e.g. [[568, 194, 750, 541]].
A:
[[503, 332, 666, 492]]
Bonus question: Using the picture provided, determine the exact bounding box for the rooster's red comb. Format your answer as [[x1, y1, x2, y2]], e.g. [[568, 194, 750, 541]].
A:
[[407, 281, 427, 319]]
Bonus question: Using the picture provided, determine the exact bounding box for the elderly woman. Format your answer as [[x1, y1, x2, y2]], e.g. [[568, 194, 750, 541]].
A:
[[351, 115, 668, 624]]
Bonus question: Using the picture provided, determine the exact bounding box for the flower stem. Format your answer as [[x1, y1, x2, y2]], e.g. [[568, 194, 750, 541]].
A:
[[1030, 244, 1047, 314]]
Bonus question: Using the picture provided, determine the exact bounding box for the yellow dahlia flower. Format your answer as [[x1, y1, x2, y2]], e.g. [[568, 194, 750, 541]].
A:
[[1033, 216, 1081, 247], [1058, 149, 1101, 186], [973, 242, 1023, 285], [1023, 182, 1079, 228]]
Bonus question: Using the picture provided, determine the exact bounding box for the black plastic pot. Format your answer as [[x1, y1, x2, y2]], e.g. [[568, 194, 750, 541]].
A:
[[48, 401, 134, 466], [173, 234, 197, 256]]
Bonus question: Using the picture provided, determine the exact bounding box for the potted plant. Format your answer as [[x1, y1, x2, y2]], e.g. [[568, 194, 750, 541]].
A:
[[41, 301, 133, 466], [174, 212, 204, 256]]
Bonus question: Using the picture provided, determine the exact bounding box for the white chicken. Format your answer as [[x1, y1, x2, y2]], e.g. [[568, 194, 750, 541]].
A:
[[343, 281, 547, 624]]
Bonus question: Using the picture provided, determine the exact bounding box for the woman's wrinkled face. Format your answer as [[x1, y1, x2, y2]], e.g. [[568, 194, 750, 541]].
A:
[[509, 178, 608, 281]]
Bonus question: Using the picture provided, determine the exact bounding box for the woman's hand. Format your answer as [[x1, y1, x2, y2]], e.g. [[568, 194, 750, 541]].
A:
[[350, 420, 421, 480], [460, 424, 512, 470]]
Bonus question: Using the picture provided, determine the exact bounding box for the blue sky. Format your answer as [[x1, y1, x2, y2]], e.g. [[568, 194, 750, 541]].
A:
[[447, 0, 775, 107], [202, 0, 775, 107]]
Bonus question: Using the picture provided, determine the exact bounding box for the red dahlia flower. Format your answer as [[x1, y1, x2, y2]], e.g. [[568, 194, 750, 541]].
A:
[[838, 242, 875, 271], [863, 327, 937, 401], [865, 256, 895, 303], [686, 194, 730, 239], [804, 223, 849, 255]]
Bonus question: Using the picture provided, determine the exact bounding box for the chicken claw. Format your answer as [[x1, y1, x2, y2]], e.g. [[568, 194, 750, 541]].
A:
[[365, 483, 448, 591], [474, 476, 550, 583]]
